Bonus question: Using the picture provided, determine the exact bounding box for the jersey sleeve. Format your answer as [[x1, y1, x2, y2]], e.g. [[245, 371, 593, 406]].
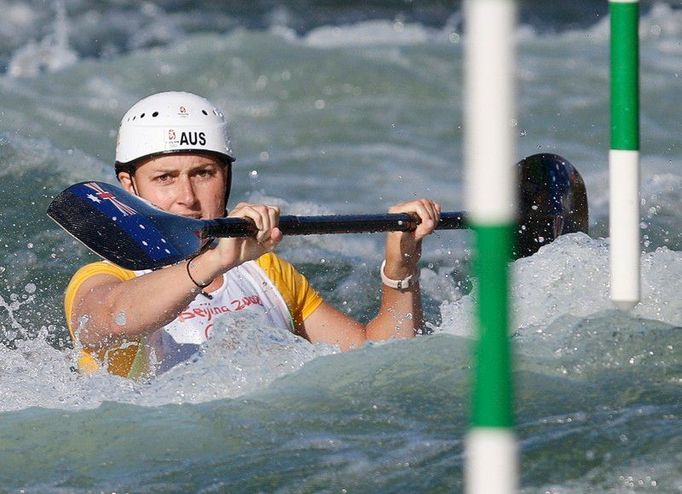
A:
[[255, 252, 324, 328], [64, 261, 137, 327], [64, 261, 139, 376]]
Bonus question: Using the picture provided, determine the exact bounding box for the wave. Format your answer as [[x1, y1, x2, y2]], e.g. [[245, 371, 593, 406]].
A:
[[3, 1, 680, 78]]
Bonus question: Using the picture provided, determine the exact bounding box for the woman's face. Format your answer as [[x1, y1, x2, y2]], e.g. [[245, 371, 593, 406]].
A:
[[118, 153, 230, 220]]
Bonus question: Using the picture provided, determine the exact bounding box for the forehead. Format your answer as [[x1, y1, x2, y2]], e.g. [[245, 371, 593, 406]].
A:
[[138, 152, 225, 171]]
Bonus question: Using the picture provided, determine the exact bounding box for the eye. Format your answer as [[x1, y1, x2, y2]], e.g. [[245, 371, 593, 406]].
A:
[[196, 168, 217, 178], [154, 173, 172, 183]]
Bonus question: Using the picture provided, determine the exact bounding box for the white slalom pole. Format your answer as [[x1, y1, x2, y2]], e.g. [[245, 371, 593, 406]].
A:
[[463, 0, 518, 493], [610, 0, 640, 310]]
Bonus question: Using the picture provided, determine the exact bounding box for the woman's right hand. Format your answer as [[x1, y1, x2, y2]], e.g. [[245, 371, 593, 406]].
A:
[[210, 203, 283, 272]]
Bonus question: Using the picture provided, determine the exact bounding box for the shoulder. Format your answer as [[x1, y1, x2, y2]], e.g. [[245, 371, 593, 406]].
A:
[[66, 261, 137, 298], [255, 252, 294, 273], [69, 261, 137, 284], [255, 252, 323, 326], [64, 261, 136, 321], [255, 252, 309, 286]]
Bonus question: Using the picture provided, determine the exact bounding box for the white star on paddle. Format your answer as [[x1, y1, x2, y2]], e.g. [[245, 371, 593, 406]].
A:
[[87, 193, 101, 203]]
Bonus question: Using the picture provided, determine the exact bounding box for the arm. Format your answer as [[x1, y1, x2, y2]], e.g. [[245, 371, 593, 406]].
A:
[[70, 203, 282, 349], [299, 198, 440, 351]]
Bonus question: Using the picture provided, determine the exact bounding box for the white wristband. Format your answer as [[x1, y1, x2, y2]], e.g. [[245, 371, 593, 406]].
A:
[[380, 260, 416, 290]]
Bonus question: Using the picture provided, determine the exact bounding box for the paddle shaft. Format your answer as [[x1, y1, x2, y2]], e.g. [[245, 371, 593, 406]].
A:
[[200, 212, 466, 238]]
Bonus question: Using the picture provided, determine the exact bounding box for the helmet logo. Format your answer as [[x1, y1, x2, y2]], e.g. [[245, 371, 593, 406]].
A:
[[180, 132, 206, 146], [166, 128, 180, 149], [178, 106, 188, 116]]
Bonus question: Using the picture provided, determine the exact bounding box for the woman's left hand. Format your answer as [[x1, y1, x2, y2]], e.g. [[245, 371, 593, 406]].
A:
[[383, 198, 441, 279]]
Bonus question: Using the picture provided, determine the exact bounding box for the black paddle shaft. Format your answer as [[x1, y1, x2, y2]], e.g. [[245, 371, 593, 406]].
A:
[[200, 212, 465, 238]]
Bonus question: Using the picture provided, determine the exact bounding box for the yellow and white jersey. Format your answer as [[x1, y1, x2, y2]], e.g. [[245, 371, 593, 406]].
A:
[[64, 253, 323, 379]]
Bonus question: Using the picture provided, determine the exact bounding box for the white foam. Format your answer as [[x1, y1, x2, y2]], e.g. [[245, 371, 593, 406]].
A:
[[303, 20, 435, 48], [438, 232, 682, 338], [0, 311, 337, 413], [137, 312, 336, 406]]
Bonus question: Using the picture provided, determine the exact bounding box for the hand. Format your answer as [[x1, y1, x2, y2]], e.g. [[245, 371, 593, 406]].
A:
[[383, 198, 441, 279], [208, 203, 283, 272]]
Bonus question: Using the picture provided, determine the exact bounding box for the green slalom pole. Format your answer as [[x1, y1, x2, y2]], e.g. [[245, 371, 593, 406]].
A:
[[609, 0, 640, 311], [463, 0, 518, 492]]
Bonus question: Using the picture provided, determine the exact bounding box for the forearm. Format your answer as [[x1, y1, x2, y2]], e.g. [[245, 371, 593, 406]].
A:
[[77, 261, 206, 348], [364, 241, 424, 340], [365, 283, 423, 341]]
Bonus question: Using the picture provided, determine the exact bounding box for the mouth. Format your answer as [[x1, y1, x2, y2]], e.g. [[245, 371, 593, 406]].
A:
[[175, 211, 203, 220]]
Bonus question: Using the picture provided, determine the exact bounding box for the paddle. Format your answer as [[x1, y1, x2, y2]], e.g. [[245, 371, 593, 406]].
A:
[[47, 153, 587, 270]]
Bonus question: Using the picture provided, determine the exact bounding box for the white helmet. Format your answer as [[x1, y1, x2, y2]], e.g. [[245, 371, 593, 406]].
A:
[[115, 91, 235, 170]]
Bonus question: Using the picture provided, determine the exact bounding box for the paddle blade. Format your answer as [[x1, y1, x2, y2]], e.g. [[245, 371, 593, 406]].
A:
[[47, 181, 205, 270], [516, 153, 588, 258]]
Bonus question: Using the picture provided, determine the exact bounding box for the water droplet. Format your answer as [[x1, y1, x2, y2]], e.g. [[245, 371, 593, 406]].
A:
[[24, 283, 36, 294], [115, 312, 127, 326]]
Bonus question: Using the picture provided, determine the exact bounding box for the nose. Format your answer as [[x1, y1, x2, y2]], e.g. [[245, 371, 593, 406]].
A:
[[176, 176, 198, 209]]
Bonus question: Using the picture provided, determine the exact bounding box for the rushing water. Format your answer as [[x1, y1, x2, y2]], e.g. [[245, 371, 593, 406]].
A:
[[0, 1, 681, 492]]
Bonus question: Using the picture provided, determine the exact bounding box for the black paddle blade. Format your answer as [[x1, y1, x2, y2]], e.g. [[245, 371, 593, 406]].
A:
[[47, 181, 206, 270], [515, 153, 589, 258]]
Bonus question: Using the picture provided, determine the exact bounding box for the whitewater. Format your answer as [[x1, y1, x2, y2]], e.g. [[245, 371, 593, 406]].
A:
[[0, 1, 681, 492]]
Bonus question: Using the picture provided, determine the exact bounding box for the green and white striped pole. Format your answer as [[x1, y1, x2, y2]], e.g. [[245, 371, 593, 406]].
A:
[[610, 0, 640, 311], [463, 0, 518, 492]]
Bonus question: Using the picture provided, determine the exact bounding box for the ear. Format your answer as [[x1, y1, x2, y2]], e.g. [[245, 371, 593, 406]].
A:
[[117, 171, 135, 194]]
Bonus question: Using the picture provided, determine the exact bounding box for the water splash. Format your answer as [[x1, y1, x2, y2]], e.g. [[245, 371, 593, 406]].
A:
[[0, 288, 36, 344], [7, 0, 77, 78]]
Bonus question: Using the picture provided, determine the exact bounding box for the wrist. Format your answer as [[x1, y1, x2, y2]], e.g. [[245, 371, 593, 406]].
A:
[[383, 251, 418, 277], [185, 250, 225, 289], [186, 256, 212, 289], [380, 260, 418, 290]]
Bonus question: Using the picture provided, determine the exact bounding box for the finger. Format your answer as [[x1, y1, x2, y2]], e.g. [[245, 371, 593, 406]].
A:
[[245, 205, 280, 243], [411, 200, 436, 226], [424, 200, 441, 226], [404, 199, 441, 237]]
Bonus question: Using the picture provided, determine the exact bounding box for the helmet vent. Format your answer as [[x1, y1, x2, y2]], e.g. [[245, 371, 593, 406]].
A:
[[140, 113, 145, 118], [152, 111, 159, 117], [202, 110, 208, 115]]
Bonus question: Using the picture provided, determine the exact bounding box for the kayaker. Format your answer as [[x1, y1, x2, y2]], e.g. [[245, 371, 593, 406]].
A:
[[64, 91, 441, 378]]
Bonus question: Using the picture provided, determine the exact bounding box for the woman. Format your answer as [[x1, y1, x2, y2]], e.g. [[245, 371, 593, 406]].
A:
[[65, 91, 441, 378]]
